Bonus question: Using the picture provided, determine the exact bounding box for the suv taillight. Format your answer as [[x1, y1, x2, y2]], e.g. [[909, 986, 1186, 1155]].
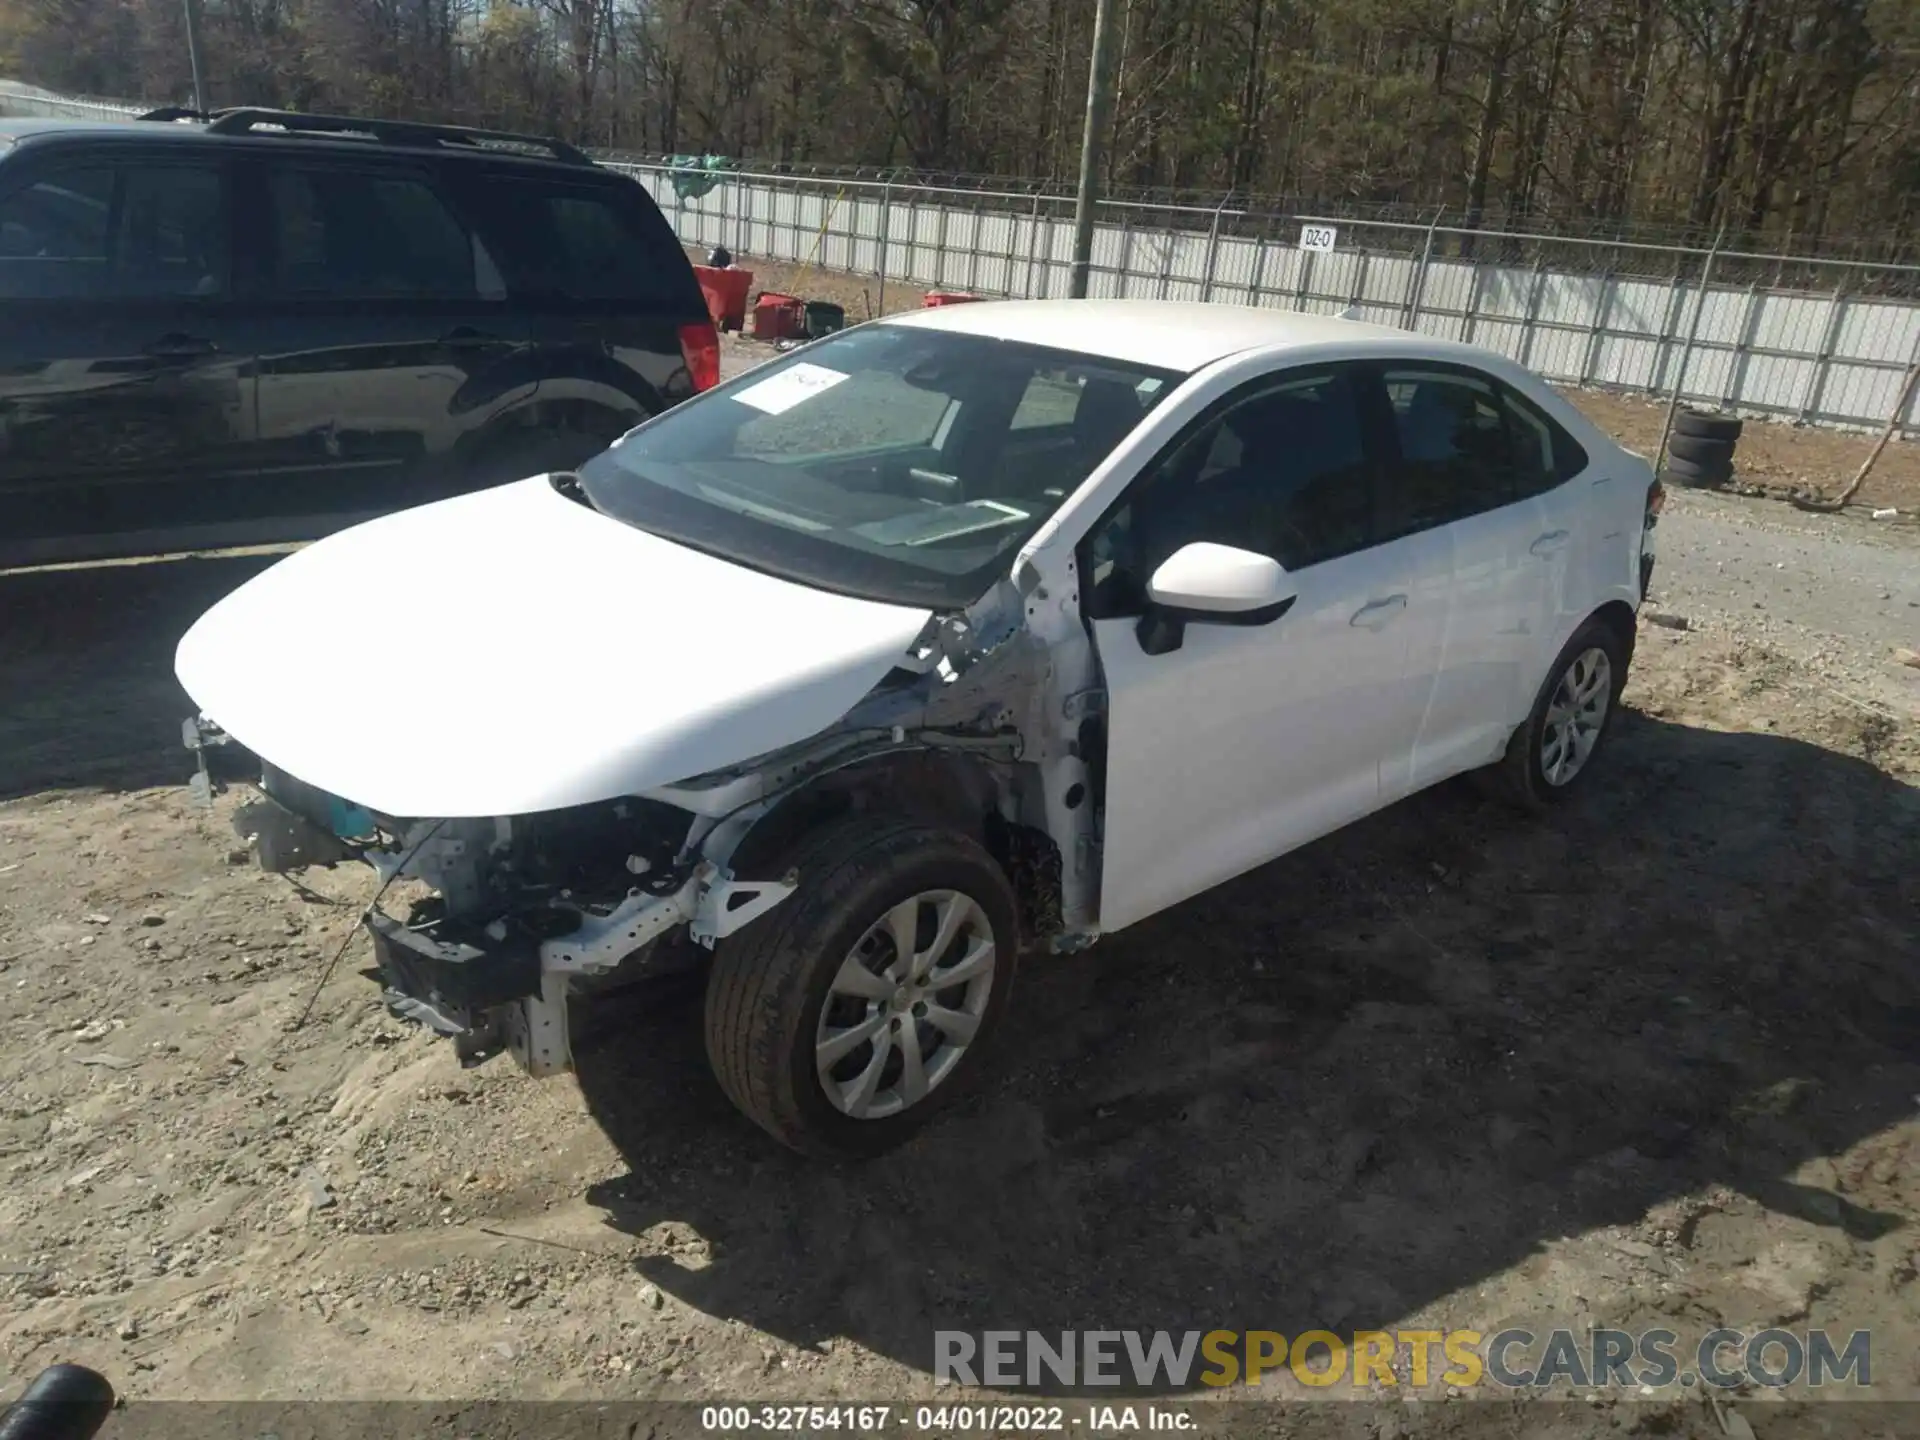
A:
[[678, 322, 720, 394], [1645, 477, 1665, 524]]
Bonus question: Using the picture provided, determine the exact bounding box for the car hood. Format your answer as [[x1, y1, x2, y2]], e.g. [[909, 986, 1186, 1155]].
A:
[[174, 477, 933, 818]]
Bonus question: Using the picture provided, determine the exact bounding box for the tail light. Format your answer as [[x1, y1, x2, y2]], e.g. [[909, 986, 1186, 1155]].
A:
[[1644, 477, 1665, 524], [678, 321, 720, 394]]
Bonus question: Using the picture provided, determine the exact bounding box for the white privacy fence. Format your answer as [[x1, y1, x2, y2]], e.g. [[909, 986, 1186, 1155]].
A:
[[618, 161, 1920, 439], [4, 79, 1915, 436]]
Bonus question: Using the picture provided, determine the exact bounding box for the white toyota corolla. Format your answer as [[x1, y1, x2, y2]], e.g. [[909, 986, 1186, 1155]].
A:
[[175, 299, 1662, 1157]]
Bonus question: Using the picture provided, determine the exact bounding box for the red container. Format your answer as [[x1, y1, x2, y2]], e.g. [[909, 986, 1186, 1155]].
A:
[[752, 291, 806, 341], [693, 264, 753, 331], [923, 291, 982, 307]]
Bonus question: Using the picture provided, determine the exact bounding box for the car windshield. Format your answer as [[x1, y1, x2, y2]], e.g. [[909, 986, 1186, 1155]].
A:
[[574, 324, 1183, 608]]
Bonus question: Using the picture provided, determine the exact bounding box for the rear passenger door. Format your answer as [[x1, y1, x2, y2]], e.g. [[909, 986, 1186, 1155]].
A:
[[1377, 364, 1550, 791], [463, 173, 709, 437], [235, 156, 534, 523], [0, 148, 255, 565]]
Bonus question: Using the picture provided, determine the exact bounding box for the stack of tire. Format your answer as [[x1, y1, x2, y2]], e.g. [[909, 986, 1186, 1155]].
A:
[[1664, 408, 1742, 489]]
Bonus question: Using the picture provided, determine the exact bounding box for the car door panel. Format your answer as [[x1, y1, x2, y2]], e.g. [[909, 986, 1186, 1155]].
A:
[[1083, 363, 1424, 933], [0, 151, 258, 566], [1379, 365, 1543, 791], [1094, 533, 1423, 932]]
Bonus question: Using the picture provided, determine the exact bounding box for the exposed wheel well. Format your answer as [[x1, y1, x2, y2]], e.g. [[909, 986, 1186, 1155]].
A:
[[724, 751, 1062, 948], [1589, 599, 1638, 667]]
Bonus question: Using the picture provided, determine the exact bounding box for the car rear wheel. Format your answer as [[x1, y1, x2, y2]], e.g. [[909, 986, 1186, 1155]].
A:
[[703, 818, 1019, 1158], [1484, 618, 1629, 813]]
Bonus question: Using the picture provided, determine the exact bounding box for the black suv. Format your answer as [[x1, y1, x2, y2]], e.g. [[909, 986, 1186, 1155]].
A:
[[0, 107, 718, 569]]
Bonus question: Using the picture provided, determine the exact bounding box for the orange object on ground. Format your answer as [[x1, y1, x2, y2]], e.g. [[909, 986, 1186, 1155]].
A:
[[693, 264, 753, 331], [753, 291, 806, 341], [923, 292, 982, 307]]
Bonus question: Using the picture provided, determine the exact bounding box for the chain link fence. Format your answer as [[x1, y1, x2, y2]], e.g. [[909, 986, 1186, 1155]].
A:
[[4, 81, 1915, 437], [616, 160, 1920, 438]]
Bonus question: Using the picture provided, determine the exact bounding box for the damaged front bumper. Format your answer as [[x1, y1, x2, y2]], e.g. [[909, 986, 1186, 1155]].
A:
[[197, 720, 795, 1078]]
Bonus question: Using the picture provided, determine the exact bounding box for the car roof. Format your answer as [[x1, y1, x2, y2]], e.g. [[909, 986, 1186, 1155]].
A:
[[0, 115, 599, 173], [881, 298, 1475, 374]]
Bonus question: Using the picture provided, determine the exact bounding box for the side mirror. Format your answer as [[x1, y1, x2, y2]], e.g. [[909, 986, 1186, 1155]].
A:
[[1137, 542, 1298, 655]]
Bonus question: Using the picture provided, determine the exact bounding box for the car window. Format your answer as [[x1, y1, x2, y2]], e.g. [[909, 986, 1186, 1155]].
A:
[[0, 163, 227, 300], [268, 168, 493, 299], [115, 165, 228, 298], [488, 181, 685, 303], [1083, 368, 1374, 618], [1503, 385, 1589, 493], [1380, 368, 1515, 536], [574, 324, 1181, 608]]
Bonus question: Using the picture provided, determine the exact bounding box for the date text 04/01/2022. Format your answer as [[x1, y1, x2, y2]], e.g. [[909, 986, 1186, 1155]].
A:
[[699, 1404, 1198, 1431]]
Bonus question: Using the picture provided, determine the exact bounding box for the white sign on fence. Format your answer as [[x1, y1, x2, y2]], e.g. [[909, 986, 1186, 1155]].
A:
[[1299, 224, 1338, 253]]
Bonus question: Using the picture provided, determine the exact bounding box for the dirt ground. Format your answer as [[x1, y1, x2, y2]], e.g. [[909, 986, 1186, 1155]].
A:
[[697, 247, 1920, 518], [3, 276, 1920, 1435]]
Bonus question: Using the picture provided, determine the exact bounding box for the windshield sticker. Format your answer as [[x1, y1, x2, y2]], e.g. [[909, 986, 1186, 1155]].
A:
[[732, 362, 851, 415]]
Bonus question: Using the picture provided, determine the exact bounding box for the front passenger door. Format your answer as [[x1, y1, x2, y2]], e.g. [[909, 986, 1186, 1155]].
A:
[[1084, 365, 1446, 934]]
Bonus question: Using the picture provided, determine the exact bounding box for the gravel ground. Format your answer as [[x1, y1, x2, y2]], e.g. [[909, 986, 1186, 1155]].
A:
[[2, 295, 1918, 1433]]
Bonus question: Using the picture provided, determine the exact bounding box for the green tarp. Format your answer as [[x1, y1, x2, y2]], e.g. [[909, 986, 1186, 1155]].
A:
[[668, 155, 734, 202]]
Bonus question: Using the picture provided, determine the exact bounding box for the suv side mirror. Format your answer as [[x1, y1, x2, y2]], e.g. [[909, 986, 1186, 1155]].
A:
[[1136, 542, 1298, 655]]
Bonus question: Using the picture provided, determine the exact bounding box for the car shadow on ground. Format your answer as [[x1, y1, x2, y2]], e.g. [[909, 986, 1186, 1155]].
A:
[[573, 711, 1920, 1394], [0, 553, 277, 802]]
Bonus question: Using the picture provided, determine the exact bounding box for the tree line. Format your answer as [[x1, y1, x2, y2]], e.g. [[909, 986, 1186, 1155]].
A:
[[3, 0, 1916, 256]]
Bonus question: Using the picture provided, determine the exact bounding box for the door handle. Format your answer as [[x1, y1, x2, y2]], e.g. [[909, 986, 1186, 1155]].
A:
[[1529, 530, 1570, 556], [144, 333, 217, 359], [1349, 594, 1407, 630]]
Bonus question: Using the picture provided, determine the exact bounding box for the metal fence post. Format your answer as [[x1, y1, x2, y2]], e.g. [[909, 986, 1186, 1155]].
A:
[[1201, 196, 1228, 303], [1723, 281, 1763, 410], [876, 174, 893, 313], [1796, 279, 1851, 424], [933, 201, 951, 290], [1023, 190, 1044, 299], [1518, 256, 1547, 367], [1118, 211, 1135, 299], [1246, 227, 1270, 307], [967, 202, 984, 293], [1403, 207, 1443, 332], [1656, 225, 1728, 473], [1649, 254, 1692, 394], [1578, 272, 1614, 387]]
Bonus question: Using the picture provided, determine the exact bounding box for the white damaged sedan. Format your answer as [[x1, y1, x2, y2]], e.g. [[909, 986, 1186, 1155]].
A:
[[176, 299, 1661, 1157]]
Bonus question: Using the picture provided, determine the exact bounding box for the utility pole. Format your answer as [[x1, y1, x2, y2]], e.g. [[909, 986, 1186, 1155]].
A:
[[183, 0, 208, 114], [1068, 0, 1120, 299]]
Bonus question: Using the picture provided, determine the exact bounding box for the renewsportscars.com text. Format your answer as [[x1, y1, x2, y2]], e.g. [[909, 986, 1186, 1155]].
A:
[[934, 1328, 1871, 1390]]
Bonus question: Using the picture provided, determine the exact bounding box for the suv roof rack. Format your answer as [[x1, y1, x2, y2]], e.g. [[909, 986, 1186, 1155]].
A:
[[199, 107, 592, 166], [137, 106, 211, 123]]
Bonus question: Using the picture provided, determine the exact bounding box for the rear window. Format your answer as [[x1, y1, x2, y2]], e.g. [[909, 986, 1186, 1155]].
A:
[[480, 177, 692, 305]]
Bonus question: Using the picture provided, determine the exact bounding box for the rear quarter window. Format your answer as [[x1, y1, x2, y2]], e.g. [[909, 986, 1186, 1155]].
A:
[[480, 175, 695, 306]]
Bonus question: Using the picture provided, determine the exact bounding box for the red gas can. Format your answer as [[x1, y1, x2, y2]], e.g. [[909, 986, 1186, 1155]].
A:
[[693, 265, 753, 331], [753, 291, 806, 340]]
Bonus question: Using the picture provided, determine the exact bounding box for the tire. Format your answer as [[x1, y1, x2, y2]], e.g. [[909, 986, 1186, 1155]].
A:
[[704, 817, 1020, 1159], [1663, 453, 1733, 488], [1672, 408, 1743, 443], [1665, 433, 1735, 467], [1484, 618, 1630, 813]]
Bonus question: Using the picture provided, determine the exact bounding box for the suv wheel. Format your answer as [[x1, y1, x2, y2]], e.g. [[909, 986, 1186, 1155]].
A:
[[704, 818, 1019, 1158], [1485, 618, 1629, 812]]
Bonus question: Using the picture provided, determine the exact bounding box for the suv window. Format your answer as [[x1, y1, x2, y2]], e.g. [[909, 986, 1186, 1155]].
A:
[[0, 163, 227, 299], [268, 168, 496, 299], [1085, 367, 1374, 618], [1380, 368, 1515, 536], [489, 180, 682, 302]]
